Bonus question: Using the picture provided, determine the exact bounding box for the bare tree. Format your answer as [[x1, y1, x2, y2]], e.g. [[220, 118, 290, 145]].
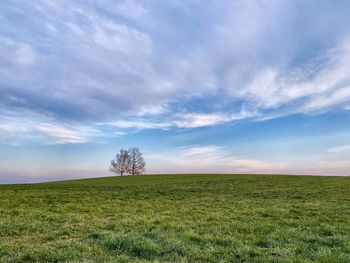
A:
[[110, 149, 130, 176], [128, 147, 146, 175], [110, 148, 146, 176]]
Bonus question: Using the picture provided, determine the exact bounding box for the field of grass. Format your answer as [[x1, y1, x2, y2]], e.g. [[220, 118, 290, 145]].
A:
[[0, 174, 349, 262]]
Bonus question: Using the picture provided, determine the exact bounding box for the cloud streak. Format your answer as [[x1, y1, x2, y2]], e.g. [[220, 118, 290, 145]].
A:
[[36, 123, 99, 144], [328, 144, 350, 153], [147, 145, 287, 174]]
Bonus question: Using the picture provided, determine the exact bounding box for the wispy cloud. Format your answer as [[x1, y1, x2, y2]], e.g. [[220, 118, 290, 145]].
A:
[[36, 123, 97, 144], [0, 115, 122, 145], [173, 113, 233, 128], [147, 145, 286, 174], [328, 144, 350, 153], [106, 120, 171, 130], [106, 110, 258, 130]]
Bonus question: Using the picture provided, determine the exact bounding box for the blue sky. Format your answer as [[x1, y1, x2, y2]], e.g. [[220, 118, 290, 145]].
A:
[[1, 0, 350, 183]]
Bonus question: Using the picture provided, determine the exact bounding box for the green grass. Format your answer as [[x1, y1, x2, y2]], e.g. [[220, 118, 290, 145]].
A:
[[0, 174, 349, 262]]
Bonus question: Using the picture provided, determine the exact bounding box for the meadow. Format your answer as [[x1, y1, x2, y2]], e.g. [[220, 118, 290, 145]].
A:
[[0, 174, 349, 262]]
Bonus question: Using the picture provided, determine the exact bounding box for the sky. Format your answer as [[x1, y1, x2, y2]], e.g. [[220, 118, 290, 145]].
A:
[[1, 0, 350, 183]]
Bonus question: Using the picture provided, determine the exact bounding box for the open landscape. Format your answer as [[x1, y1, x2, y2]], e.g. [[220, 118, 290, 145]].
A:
[[1, 1, 350, 262], [1, 174, 349, 262]]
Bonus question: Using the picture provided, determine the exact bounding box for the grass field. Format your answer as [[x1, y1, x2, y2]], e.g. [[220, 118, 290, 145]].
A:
[[0, 174, 349, 262]]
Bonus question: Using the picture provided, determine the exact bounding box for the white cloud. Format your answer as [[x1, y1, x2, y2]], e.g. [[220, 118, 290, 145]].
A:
[[173, 113, 229, 128], [107, 0, 149, 21], [15, 44, 37, 66], [328, 144, 350, 153], [0, 37, 38, 73], [0, 110, 127, 145], [107, 120, 171, 130], [147, 145, 285, 174], [35, 121, 125, 144], [36, 123, 93, 144], [175, 146, 228, 160], [173, 109, 258, 128], [306, 86, 350, 111], [92, 19, 152, 55], [106, 109, 258, 130], [229, 38, 350, 114]]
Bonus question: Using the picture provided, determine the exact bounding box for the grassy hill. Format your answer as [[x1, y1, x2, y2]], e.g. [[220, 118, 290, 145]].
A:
[[0, 174, 349, 262]]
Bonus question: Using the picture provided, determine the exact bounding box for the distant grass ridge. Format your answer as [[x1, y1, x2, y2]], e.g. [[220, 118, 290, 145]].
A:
[[0, 174, 349, 262]]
